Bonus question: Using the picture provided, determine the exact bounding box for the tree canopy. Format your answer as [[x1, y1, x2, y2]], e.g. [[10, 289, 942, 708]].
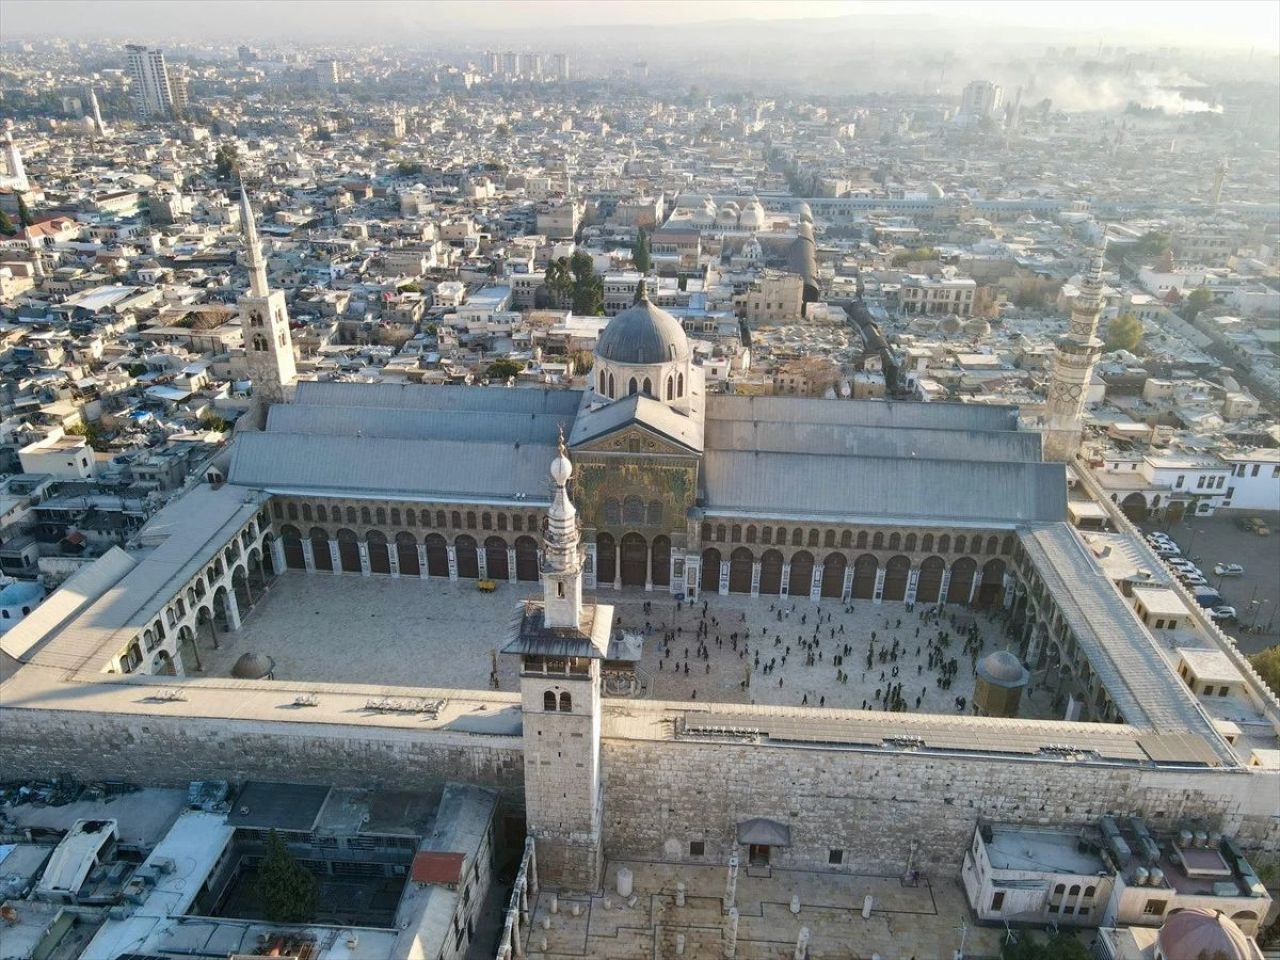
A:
[[1185, 287, 1213, 321], [1105, 313, 1144, 353], [1002, 931, 1091, 960], [213, 143, 239, 181], [632, 229, 651, 274], [1252, 647, 1280, 698], [486, 359, 523, 381], [892, 246, 939, 266], [253, 830, 316, 924], [0, 207, 15, 236]]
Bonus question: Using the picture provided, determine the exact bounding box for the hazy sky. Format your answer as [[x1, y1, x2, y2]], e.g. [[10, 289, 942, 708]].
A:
[[4, 0, 1278, 49]]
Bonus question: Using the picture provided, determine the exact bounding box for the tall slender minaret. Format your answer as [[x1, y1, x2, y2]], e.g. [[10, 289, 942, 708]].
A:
[[87, 87, 107, 138], [237, 187, 296, 404], [504, 435, 609, 890], [0, 133, 28, 193], [1043, 242, 1106, 461], [1211, 158, 1228, 210]]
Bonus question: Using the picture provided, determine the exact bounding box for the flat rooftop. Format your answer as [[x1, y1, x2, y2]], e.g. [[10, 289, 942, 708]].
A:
[[985, 825, 1107, 876]]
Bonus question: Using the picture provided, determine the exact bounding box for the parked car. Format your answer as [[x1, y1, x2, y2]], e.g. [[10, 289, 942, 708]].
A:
[[1180, 573, 1208, 587], [1213, 563, 1245, 577], [1168, 558, 1198, 572], [1209, 606, 1238, 622], [1153, 544, 1181, 558], [1147, 532, 1175, 544]]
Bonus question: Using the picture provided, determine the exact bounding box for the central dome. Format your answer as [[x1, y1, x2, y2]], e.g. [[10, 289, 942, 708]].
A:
[[595, 299, 690, 365], [1157, 909, 1255, 960]]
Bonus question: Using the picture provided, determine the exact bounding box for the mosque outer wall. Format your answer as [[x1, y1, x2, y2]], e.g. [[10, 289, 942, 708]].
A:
[[4, 700, 1278, 881], [0, 707, 525, 801], [598, 729, 1280, 877]]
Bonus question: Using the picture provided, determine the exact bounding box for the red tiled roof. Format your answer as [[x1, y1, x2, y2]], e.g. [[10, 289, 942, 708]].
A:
[[411, 851, 465, 885]]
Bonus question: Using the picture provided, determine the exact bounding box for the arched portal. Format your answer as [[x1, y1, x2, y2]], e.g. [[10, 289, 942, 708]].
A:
[[788, 550, 814, 597], [1120, 492, 1149, 522], [425, 533, 449, 578], [336, 529, 361, 573], [882, 555, 911, 602], [947, 557, 977, 604], [310, 527, 333, 572], [280, 525, 305, 570], [700, 548, 721, 594], [367, 530, 391, 575], [620, 533, 647, 587], [728, 547, 753, 594], [651, 535, 671, 588], [396, 532, 420, 576], [977, 558, 1007, 608], [916, 556, 945, 604], [821, 552, 847, 598], [759, 549, 784, 595], [454, 535, 479, 579], [852, 554, 878, 600], [515, 536, 539, 581], [596, 533, 617, 586], [485, 536, 509, 580]]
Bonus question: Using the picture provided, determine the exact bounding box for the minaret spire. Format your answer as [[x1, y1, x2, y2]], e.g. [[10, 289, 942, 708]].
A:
[[1043, 234, 1107, 461], [240, 185, 269, 297], [541, 426, 583, 629]]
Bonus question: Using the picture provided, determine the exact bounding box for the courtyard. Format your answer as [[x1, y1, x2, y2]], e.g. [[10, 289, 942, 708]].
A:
[[198, 572, 1060, 720], [521, 857, 1009, 959]]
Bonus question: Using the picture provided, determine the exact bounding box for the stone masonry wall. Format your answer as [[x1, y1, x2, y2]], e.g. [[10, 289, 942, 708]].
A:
[[2, 708, 524, 801], [601, 737, 1280, 876]]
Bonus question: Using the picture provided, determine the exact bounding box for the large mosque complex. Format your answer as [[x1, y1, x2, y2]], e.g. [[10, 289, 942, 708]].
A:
[[2, 193, 1278, 959]]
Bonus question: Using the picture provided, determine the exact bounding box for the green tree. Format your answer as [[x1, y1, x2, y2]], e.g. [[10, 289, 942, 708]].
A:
[[1002, 931, 1091, 960], [486, 359, 522, 380], [891, 246, 939, 266], [632, 229, 651, 274], [0, 207, 14, 236], [395, 160, 423, 177], [198, 411, 228, 432], [569, 250, 604, 315], [1105, 312, 1144, 352], [16, 194, 33, 229], [213, 143, 238, 181], [1252, 647, 1280, 698], [254, 830, 316, 924], [1185, 287, 1213, 321]]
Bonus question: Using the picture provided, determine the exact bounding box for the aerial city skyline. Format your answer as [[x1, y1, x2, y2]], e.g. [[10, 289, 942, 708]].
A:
[[0, 2, 1277, 959]]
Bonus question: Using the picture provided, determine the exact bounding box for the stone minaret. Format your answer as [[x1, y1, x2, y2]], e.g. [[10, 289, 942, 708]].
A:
[[504, 435, 609, 891], [87, 87, 107, 138], [1043, 243, 1106, 461], [237, 187, 296, 405]]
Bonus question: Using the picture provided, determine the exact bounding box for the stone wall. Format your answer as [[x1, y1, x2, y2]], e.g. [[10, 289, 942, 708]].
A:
[[600, 735, 1280, 876], [1, 708, 524, 801]]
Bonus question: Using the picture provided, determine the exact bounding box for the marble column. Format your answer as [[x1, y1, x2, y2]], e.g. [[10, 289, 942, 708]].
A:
[[301, 539, 315, 572]]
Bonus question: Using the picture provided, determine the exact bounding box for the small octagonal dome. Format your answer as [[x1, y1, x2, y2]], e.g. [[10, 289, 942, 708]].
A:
[[976, 650, 1029, 688], [1157, 909, 1256, 960]]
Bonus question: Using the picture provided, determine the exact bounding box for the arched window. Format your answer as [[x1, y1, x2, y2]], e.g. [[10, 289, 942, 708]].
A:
[[512, 515, 523, 532], [1068, 885, 1081, 897], [677, 373, 684, 397], [287, 503, 298, 521], [701, 522, 712, 541], [482, 512, 492, 530], [623, 497, 645, 525], [986, 535, 999, 555], [955, 535, 967, 554], [856, 531, 868, 549], [922, 533, 934, 552], [716, 524, 727, 542], [543, 690, 556, 712], [746, 525, 757, 544], [807, 529, 819, 547], [608, 373, 615, 397], [1054, 884, 1066, 896], [840, 530, 852, 548], [559, 691, 572, 712], [599, 370, 607, 394], [317, 505, 328, 522], [905, 533, 917, 552], [666, 376, 674, 400], [628, 377, 638, 395], [889, 532, 901, 551], [731, 524, 742, 542], [360, 506, 372, 525], [872, 532, 884, 550], [301, 504, 312, 521], [1084, 886, 1096, 899], [604, 499, 621, 524], [643, 377, 652, 395], [439, 510, 449, 528], [824, 530, 835, 548], [938, 534, 950, 553], [1002, 535, 1014, 554], [375, 507, 386, 525], [762, 526, 772, 545], [466, 511, 477, 529], [497, 513, 508, 531], [792, 528, 803, 546]]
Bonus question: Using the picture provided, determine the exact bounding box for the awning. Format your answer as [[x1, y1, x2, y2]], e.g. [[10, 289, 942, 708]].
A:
[[737, 818, 791, 846]]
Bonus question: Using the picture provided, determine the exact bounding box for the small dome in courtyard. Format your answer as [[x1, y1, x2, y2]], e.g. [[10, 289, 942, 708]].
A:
[[231, 651, 276, 679], [976, 650, 1029, 688], [965, 318, 992, 337], [940, 315, 964, 335], [1157, 909, 1256, 960]]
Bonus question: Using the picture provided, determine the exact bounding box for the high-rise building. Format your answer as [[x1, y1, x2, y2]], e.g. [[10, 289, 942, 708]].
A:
[[959, 79, 1003, 122], [237, 45, 258, 64], [126, 44, 175, 119], [168, 70, 189, 113], [482, 50, 500, 76], [313, 59, 341, 87], [551, 52, 569, 82], [501, 51, 518, 78], [86, 86, 107, 137], [519, 52, 542, 79], [238, 188, 297, 405], [1043, 244, 1105, 461], [0, 133, 28, 192]]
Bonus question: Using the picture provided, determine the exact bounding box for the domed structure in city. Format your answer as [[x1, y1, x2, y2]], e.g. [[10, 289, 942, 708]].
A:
[[231, 651, 276, 680], [965, 318, 992, 337], [976, 650, 1029, 687], [974, 650, 1030, 718], [925, 181, 945, 200], [1156, 909, 1257, 960], [940, 315, 964, 336], [592, 283, 693, 410], [739, 197, 765, 230], [716, 202, 740, 227]]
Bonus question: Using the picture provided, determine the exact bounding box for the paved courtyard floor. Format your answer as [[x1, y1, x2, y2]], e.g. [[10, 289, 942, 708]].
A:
[[524, 858, 1005, 959], [198, 572, 1057, 721]]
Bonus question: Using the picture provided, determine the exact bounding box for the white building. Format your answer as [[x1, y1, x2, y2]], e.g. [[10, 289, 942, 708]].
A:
[[1218, 450, 1280, 512], [18, 430, 96, 480], [960, 80, 1003, 122], [126, 45, 175, 119]]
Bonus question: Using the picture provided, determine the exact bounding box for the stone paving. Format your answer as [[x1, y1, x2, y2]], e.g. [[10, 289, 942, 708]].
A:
[[199, 572, 1058, 720], [524, 858, 1004, 959]]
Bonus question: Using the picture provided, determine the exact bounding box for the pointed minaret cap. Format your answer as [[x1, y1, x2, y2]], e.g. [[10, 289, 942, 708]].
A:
[[634, 276, 648, 302]]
